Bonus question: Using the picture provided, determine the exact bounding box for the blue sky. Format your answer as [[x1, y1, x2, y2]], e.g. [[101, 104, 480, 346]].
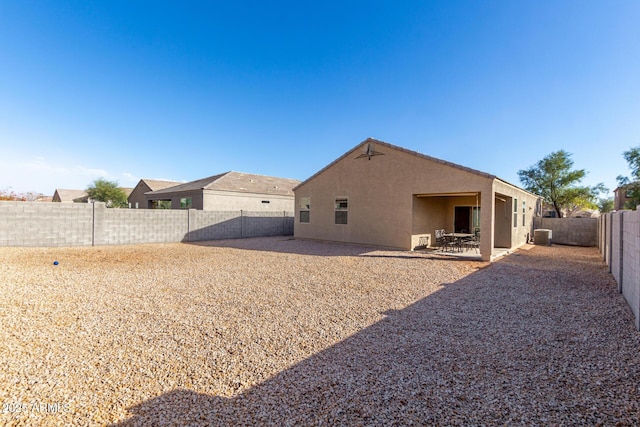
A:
[[1, 1, 638, 197]]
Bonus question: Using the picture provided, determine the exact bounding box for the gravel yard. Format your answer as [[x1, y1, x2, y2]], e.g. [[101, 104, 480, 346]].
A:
[[1, 237, 639, 426]]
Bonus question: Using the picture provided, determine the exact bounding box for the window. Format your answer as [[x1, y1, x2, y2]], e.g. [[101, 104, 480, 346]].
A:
[[513, 198, 518, 228], [522, 201, 526, 226], [151, 200, 171, 209], [180, 197, 192, 209], [472, 207, 481, 232], [261, 200, 270, 204], [299, 197, 310, 223], [335, 197, 348, 224]]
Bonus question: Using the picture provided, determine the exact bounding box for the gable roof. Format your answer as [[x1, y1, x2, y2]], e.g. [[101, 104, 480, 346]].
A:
[[147, 171, 301, 197], [141, 179, 182, 191], [53, 189, 89, 202], [293, 138, 539, 198], [293, 138, 496, 191], [130, 179, 182, 197]]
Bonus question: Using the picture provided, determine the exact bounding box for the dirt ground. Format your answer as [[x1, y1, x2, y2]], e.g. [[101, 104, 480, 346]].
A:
[[0, 238, 638, 426]]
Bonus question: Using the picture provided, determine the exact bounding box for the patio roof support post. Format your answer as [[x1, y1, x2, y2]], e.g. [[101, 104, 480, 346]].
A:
[[480, 187, 494, 262]]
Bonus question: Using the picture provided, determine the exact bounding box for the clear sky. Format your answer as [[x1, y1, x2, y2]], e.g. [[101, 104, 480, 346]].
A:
[[1, 1, 638, 197]]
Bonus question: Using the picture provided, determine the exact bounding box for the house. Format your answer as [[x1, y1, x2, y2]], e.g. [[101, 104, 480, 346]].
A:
[[128, 179, 182, 208], [144, 171, 300, 211], [52, 189, 89, 203], [53, 188, 134, 204], [614, 185, 635, 210], [293, 138, 543, 261]]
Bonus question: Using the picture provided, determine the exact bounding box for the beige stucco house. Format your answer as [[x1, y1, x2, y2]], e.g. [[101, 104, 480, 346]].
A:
[[128, 179, 182, 209], [145, 171, 300, 211], [293, 138, 542, 261], [53, 188, 133, 204]]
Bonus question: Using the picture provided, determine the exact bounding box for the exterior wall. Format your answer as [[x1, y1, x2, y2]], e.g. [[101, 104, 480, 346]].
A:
[[294, 143, 495, 253], [127, 182, 151, 209], [493, 196, 511, 248], [599, 210, 640, 330], [492, 180, 540, 251], [202, 190, 294, 212], [614, 186, 632, 211], [533, 217, 598, 246], [147, 190, 293, 211], [0, 201, 294, 247]]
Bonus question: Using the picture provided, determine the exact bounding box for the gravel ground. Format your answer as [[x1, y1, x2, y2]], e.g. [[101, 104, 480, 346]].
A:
[[0, 237, 639, 426]]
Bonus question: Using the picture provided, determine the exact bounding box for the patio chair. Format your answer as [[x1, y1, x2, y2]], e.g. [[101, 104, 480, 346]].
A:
[[436, 229, 458, 252], [464, 232, 480, 253]]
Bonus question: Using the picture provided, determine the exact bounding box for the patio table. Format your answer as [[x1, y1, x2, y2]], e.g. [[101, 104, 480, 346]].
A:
[[443, 233, 475, 252]]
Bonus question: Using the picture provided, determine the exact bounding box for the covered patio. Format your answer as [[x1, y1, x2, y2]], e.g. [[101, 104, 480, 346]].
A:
[[411, 190, 523, 261]]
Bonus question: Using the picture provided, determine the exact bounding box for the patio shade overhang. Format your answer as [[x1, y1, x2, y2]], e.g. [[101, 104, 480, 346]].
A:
[[415, 192, 480, 197]]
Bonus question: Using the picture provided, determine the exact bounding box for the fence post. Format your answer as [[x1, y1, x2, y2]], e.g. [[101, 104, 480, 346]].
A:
[[619, 213, 624, 294], [608, 213, 613, 272], [240, 210, 243, 238]]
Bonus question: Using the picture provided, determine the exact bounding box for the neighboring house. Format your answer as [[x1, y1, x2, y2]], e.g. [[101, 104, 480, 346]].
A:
[[128, 179, 182, 209], [145, 171, 300, 211], [614, 185, 635, 210], [53, 188, 134, 204], [541, 202, 598, 218], [35, 195, 53, 202], [52, 189, 89, 203], [293, 138, 543, 261]]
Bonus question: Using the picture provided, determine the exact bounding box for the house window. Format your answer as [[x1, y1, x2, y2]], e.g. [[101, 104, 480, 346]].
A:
[[299, 197, 310, 223], [522, 201, 526, 226], [513, 198, 518, 227], [472, 207, 481, 232], [151, 200, 171, 209], [261, 200, 270, 204], [335, 197, 348, 225], [180, 197, 192, 209]]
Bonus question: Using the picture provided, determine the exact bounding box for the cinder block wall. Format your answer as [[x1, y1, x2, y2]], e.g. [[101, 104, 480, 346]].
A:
[[0, 201, 294, 247], [96, 206, 189, 245], [533, 217, 597, 246], [187, 211, 241, 241], [599, 210, 640, 331], [0, 201, 93, 246], [242, 211, 293, 238]]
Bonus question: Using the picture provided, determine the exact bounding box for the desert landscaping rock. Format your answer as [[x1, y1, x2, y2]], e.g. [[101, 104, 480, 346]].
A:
[[0, 237, 639, 425]]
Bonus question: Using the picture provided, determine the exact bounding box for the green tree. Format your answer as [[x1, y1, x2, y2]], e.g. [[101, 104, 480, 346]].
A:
[[616, 146, 640, 209], [86, 178, 128, 208], [597, 197, 614, 213], [518, 150, 606, 218]]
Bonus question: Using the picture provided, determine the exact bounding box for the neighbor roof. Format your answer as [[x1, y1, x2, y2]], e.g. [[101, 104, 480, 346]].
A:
[[140, 179, 182, 191], [53, 189, 89, 202], [146, 171, 300, 196]]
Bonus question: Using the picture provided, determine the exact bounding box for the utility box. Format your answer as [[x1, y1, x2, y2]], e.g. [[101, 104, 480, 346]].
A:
[[534, 229, 552, 246]]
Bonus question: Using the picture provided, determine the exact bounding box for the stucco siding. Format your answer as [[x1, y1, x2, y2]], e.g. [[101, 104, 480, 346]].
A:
[[492, 179, 539, 249], [202, 190, 294, 212], [295, 143, 494, 250], [128, 183, 150, 209]]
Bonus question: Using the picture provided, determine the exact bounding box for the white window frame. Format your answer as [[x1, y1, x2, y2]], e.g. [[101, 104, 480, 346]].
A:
[[335, 197, 348, 225], [299, 197, 310, 223]]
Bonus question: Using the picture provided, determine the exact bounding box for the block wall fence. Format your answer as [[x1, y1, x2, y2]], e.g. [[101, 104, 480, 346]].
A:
[[599, 210, 640, 331], [533, 217, 598, 246], [0, 201, 294, 247]]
